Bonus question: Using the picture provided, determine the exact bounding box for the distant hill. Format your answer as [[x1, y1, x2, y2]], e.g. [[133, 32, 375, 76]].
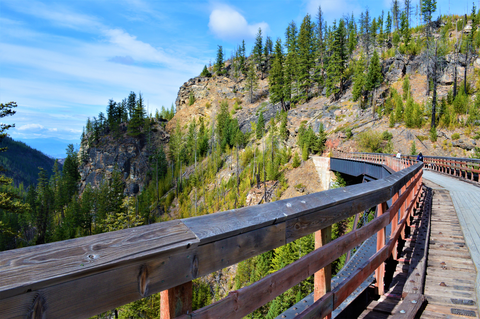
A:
[[0, 137, 59, 188]]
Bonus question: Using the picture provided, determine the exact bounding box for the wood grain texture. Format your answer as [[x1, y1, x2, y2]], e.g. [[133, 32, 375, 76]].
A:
[[0, 159, 422, 318]]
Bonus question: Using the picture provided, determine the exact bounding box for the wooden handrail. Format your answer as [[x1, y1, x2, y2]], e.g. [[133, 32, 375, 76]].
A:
[[0, 158, 423, 319]]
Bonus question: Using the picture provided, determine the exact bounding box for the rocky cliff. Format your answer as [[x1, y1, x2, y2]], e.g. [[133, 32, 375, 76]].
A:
[[79, 120, 169, 196]]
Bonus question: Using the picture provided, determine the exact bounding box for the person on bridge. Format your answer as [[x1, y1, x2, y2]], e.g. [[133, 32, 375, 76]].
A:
[[396, 151, 401, 158], [417, 152, 424, 162]]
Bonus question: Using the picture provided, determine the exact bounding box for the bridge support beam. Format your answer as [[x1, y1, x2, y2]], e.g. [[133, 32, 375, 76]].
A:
[[314, 226, 332, 318], [160, 281, 192, 319], [375, 202, 387, 296]]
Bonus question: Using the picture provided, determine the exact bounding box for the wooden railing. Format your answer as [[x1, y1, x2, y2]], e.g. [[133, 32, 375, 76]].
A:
[[340, 151, 480, 183], [423, 156, 480, 183], [0, 156, 423, 319]]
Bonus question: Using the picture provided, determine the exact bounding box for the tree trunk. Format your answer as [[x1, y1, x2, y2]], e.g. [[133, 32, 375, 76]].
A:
[[431, 42, 438, 129], [464, 46, 469, 94]]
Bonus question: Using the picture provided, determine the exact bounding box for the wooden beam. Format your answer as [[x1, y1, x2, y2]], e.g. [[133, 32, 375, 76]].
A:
[[160, 281, 192, 319], [314, 226, 332, 301]]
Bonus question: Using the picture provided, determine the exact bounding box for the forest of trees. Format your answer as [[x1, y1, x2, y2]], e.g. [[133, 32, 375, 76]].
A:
[[3, 0, 480, 317]]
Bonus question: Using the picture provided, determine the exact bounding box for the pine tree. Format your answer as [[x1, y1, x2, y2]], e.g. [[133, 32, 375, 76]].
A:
[[292, 151, 301, 168], [392, 0, 400, 30], [200, 65, 212, 77], [352, 55, 367, 102], [386, 11, 393, 46], [400, 11, 411, 51], [252, 28, 264, 78], [404, 97, 415, 127], [256, 111, 265, 139], [127, 94, 146, 136], [245, 61, 259, 103], [297, 14, 316, 99], [365, 50, 383, 115], [402, 75, 410, 100], [315, 6, 326, 88], [127, 91, 136, 119], [284, 21, 299, 104], [269, 38, 287, 111], [0, 102, 29, 218], [215, 45, 224, 75], [326, 20, 347, 98]]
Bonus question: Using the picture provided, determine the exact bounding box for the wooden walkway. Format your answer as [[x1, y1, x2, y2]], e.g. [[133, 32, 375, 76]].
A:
[[421, 179, 478, 318], [423, 169, 480, 315]]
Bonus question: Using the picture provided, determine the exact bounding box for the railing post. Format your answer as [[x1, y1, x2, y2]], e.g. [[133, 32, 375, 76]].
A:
[[391, 192, 399, 260], [314, 226, 332, 319], [160, 281, 193, 319], [375, 202, 387, 296]]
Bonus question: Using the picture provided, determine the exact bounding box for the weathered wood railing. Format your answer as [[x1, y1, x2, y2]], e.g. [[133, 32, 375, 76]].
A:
[[341, 151, 480, 183], [0, 156, 423, 319], [423, 156, 480, 183]]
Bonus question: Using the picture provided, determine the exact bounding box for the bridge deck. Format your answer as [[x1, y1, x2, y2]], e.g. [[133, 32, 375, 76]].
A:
[[423, 170, 480, 310], [421, 179, 478, 318]]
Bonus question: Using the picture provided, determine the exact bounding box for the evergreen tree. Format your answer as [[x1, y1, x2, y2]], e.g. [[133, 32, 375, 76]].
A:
[[365, 50, 383, 115], [215, 45, 224, 75], [315, 6, 326, 88], [400, 11, 411, 50], [326, 20, 347, 98], [264, 36, 274, 73], [269, 38, 287, 111], [0, 102, 29, 235], [404, 97, 415, 127], [292, 151, 301, 168], [352, 55, 367, 102], [107, 99, 120, 134], [245, 61, 259, 103], [127, 91, 136, 119], [284, 21, 299, 104], [127, 94, 146, 136], [402, 75, 410, 100], [279, 111, 288, 140], [200, 65, 212, 77], [256, 111, 265, 139], [252, 28, 264, 78], [297, 14, 316, 99], [386, 11, 393, 45], [392, 0, 400, 30]]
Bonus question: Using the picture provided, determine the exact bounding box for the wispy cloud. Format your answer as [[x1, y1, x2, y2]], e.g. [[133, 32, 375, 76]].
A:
[[306, 0, 365, 20], [108, 55, 135, 65], [208, 4, 269, 41]]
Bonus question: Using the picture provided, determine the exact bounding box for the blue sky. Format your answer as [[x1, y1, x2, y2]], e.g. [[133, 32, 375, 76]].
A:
[[0, 0, 470, 158]]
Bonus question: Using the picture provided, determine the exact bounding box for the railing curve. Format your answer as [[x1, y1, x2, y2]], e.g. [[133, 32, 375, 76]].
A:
[[0, 155, 423, 319]]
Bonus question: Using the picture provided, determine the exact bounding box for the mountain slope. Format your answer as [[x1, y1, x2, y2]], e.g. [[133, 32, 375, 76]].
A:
[[0, 137, 58, 188]]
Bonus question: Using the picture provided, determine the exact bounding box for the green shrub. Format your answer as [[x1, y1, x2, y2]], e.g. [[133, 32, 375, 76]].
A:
[[356, 130, 384, 153], [451, 133, 460, 140], [430, 127, 438, 142], [345, 128, 353, 139], [188, 92, 196, 106], [382, 130, 393, 141], [292, 152, 301, 168]]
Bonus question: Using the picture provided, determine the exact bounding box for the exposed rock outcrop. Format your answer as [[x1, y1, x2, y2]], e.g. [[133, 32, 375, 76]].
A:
[[79, 120, 169, 196]]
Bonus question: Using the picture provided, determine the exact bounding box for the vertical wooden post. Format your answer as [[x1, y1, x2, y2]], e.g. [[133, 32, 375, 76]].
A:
[[391, 192, 399, 260], [160, 281, 192, 319], [315, 226, 332, 319], [375, 202, 387, 296]]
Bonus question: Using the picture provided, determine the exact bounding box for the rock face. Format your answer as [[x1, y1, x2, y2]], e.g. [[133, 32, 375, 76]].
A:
[[79, 121, 169, 196], [175, 76, 242, 112]]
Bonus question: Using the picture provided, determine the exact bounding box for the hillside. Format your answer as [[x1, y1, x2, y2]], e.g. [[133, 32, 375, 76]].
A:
[[0, 137, 59, 188], [3, 7, 480, 318]]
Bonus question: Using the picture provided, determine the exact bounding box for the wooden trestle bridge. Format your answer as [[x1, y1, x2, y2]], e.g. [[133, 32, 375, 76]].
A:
[[0, 153, 479, 318]]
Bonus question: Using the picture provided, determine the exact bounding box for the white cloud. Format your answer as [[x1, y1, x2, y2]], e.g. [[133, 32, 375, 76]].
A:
[[18, 124, 44, 131], [208, 5, 269, 41]]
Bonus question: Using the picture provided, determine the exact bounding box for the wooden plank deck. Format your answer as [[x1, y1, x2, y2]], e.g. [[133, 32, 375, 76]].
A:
[[420, 176, 479, 319], [423, 171, 480, 318]]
